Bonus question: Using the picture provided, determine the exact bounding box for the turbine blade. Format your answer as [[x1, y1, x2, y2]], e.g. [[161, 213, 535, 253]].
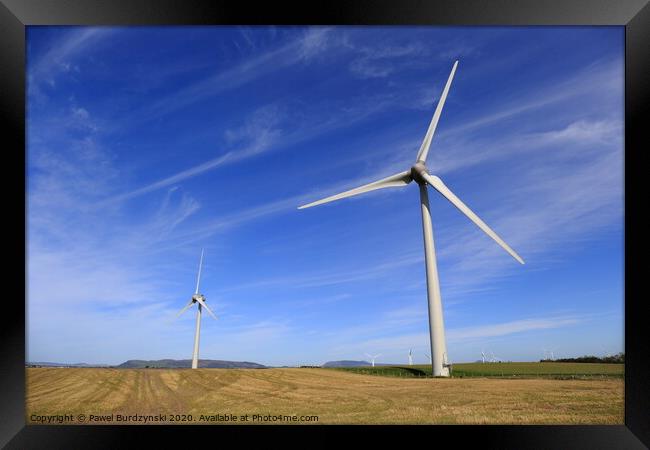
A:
[[416, 60, 459, 163], [195, 248, 204, 295], [298, 171, 412, 209], [176, 299, 195, 318], [422, 173, 525, 265], [196, 298, 218, 320]]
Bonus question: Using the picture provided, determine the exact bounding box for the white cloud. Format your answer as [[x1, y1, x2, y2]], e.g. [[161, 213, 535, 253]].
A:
[[434, 137, 622, 298], [133, 27, 335, 122], [298, 27, 333, 59], [71, 106, 89, 120], [446, 315, 584, 342], [29, 28, 114, 89], [349, 43, 424, 79], [530, 119, 622, 146], [214, 251, 422, 294], [437, 57, 622, 141], [103, 82, 437, 204]]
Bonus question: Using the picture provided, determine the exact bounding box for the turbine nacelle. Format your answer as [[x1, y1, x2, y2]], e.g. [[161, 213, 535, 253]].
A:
[[176, 294, 217, 320], [410, 161, 429, 185]]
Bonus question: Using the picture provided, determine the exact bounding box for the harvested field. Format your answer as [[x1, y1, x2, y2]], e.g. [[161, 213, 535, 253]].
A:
[[26, 368, 623, 425]]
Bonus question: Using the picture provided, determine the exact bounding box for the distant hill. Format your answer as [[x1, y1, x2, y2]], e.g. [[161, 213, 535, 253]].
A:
[[323, 360, 371, 367], [117, 359, 266, 369], [27, 362, 113, 368]]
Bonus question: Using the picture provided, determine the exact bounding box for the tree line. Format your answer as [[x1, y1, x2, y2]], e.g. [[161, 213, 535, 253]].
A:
[[540, 353, 624, 364]]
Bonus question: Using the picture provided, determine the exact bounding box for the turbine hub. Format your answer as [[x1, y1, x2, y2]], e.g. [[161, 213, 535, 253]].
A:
[[192, 294, 205, 302], [410, 161, 429, 185]]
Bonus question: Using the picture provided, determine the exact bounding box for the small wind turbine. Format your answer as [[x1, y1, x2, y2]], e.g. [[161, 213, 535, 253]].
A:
[[365, 353, 381, 368], [544, 349, 555, 361], [481, 350, 486, 364], [176, 248, 218, 369], [299, 61, 524, 377], [425, 353, 431, 363], [408, 348, 413, 366]]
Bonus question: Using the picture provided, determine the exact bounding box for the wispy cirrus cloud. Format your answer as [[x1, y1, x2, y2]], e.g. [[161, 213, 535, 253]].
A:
[[28, 97, 203, 314], [528, 119, 622, 146], [29, 28, 115, 90], [102, 81, 441, 204], [342, 31, 479, 80], [348, 42, 426, 79], [446, 315, 585, 342], [434, 125, 622, 298], [132, 27, 335, 122], [437, 57, 622, 141], [214, 251, 422, 294]]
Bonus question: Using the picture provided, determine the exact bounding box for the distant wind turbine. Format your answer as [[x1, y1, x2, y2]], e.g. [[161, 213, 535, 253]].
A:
[[481, 350, 486, 364], [425, 353, 431, 363], [176, 248, 218, 369], [299, 60, 524, 377], [365, 353, 381, 368], [408, 348, 413, 366]]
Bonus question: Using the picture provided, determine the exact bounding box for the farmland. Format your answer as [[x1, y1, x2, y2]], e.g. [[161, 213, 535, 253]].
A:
[[332, 362, 624, 379], [27, 366, 623, 425]]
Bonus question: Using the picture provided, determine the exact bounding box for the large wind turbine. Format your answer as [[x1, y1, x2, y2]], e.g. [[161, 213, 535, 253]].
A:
[[299, 61, 524, 377], [176, 248, 218, 369]]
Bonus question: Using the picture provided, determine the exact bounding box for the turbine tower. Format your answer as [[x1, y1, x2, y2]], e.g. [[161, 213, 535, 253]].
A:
[[408, 348, 413, 366], [299, 61, 524, 377], [365, 353, 381, 368], [176, 248, 218, 369]]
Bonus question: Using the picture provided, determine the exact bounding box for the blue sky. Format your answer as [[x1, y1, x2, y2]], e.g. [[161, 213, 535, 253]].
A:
[[27, 26, 624, 366]]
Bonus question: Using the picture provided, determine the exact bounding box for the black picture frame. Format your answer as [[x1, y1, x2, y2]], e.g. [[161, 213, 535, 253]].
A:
[[2, 0, 648, 447]]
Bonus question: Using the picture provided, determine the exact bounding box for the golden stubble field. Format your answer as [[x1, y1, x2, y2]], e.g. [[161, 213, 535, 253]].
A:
[[26, 368, 623, 425]]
